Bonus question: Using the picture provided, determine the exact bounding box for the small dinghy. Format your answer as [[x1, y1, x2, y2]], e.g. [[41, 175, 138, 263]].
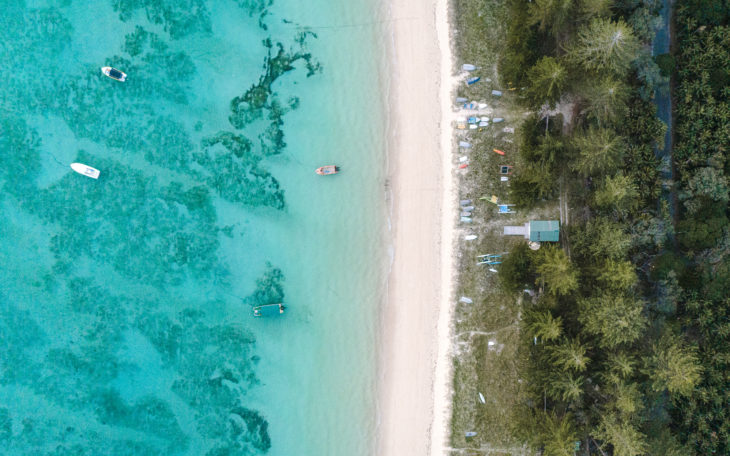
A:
[[253, 303, 285, 317], [70, 163, 100, 179], [493, 149, 505, 155], [315, 165, 339, 175], [458, 141, 472, 149], [101, 66, 127, 82], [466, 77, 480, 86], [459, 296, 474, 304], [465, 431, 477, 438], [462, 64, 477, 71], [460, 199, 472, 206], [464, 235, 478, 241], [478, 392, 486, 404]]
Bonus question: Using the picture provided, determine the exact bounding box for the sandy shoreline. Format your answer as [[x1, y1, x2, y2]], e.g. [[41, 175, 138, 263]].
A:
[[377, 0, 455, 454]]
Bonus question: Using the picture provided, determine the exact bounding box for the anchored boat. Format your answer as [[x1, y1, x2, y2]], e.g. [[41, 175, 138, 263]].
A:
[[315, 165, 339, 175], [70, 163, 100, 179], [253, 303, 285, 317], [101, 66, 127, 82]]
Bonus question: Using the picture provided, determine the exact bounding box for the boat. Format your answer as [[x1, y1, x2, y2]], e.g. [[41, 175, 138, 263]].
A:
[[478, 392, 486, 404], [462, 64, 477, 71], [465, 431, 478, 438], [101, 66, 127, 82], [466, 77, 480, 86], [464, 235, 478, 241], [493, 149, 505, 155], [315, 165, 339, 175], [70, 163, 100, 179], [253, 303, 285, 317]]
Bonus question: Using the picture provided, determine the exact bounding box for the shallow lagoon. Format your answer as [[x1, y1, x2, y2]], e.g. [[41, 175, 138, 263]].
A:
[[0, 0, 388, 454]]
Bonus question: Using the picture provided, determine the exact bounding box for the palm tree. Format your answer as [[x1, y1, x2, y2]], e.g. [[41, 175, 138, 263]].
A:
[[571, 217, 630, 260], [580, 77, 630, 124], [540, 412, 578, 456], [610, 381, 642, 417], [536, 245, 578, 296], [526, 57, 568, 108], [579, 294, 646, 349], [527, 310, 563, 342], [548, 373, 584, 402], [528, 0, 575, 37], [596, 259, 637, 291], [644, 334, 702, 397], [603, 352, 636, 384], [595, 414, 648, 456], [569, 18, 640, 74], [571, 127, 626, 175], [549, 338, 590, 372], [593, 174, 638, 212]]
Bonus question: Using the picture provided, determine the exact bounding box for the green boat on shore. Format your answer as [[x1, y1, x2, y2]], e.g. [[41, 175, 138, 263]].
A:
[[253, 303, 285, 317]]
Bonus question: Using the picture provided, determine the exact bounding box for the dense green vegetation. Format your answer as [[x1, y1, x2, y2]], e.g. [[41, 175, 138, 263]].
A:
[[450, 0, 729, 452], [671, 2, 730, 453], [485, 0, 729, 455]]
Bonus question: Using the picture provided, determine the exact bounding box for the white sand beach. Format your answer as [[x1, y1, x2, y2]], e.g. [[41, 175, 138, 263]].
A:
[[377, 0, 456, 454]]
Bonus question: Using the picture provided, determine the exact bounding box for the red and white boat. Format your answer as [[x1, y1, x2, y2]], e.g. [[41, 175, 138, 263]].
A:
[[315, 165, 339, 175]]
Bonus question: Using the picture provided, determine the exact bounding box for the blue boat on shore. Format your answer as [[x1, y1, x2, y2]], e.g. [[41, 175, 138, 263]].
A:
[[466, 76, 480, 86], [253, 303, 285, 317]]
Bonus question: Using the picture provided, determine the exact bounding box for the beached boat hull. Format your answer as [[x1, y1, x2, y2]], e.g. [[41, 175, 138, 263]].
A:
[[70, 163, 100, 179]]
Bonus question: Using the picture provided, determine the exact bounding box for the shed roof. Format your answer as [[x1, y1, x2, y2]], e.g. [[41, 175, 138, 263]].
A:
[[529, 220, 560, 242]]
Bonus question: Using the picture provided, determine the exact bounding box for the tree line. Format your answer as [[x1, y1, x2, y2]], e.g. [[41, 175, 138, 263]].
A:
[[489, 0, 723, 454]]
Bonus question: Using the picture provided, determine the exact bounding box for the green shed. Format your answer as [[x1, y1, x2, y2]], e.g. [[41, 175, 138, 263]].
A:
[[529, 220, 560, 242]]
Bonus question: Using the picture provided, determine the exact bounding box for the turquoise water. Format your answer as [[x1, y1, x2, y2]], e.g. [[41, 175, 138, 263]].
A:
[[0, 0, 389, 454]]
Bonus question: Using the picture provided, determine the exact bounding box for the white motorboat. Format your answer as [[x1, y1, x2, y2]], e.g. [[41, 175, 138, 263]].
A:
[[101, 66, 127, 82], [70, 163, 100, 179]]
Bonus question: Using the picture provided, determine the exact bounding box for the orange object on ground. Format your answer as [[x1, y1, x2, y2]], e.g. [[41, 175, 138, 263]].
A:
[[493, 149, 505, 155], [459, 163, 469, 169]]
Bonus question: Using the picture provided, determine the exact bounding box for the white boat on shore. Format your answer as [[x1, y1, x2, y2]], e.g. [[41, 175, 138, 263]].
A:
[[70, 163, 100, 179]]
